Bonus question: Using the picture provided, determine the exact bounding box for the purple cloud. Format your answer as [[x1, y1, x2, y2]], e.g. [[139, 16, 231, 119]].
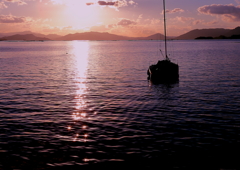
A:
[[86, 1, 132, 8], [198, 4, 240, 21], [98, 1, 116, 6]]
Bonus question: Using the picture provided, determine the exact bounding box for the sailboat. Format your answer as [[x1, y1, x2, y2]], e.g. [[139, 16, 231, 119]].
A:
[[147, 0, 179, 84]]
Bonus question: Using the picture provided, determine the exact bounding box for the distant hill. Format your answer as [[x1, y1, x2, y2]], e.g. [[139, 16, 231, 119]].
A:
[[30, 32, 61, 40], [0, 34, 51, 41], [1, 27, 239, 41], [175, 28, 230, 40], [0, 32, 166, 41], [0, 31, 42, 38], [0, 31, 33, 38], [55, 32, 168, 41], [224, 27, 240, 37], [46, 34, 61, 40], [136, 33, 165, 40], [55, 32, 131, 41], [0, 31, 61, 40]]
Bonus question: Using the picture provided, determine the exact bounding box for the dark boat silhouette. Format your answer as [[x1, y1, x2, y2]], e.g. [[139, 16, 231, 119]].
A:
[[147, 0, 179, 84]]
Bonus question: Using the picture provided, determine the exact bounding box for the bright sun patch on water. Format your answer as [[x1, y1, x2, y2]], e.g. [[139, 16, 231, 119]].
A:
[[71, 41, 89, 111], [68, 41, 91, 143]]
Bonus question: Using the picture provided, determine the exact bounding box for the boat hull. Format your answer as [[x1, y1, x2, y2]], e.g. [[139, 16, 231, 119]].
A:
[[147, 60, 179, 84]]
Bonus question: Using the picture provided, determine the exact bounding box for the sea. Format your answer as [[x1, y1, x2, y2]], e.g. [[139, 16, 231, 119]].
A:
[[0, 40, 240, 170]]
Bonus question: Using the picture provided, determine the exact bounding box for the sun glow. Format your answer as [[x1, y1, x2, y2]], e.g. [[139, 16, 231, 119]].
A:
[[60, 0, 100, 29]]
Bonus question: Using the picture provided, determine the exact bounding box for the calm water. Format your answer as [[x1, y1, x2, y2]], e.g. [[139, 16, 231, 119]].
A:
[[0, 40, 240, 170]]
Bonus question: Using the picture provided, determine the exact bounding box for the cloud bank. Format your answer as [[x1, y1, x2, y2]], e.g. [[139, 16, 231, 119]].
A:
[[117, 18, 137, 26], [4, 0, 27, 5], [0, 2, 7, 8], [198, 4, 240, 22], [0, 15, 30, 23]]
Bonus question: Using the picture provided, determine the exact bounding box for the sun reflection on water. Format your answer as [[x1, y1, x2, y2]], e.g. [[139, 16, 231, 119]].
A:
[[68, 41, 92, 143], [72, 41, 89, 110]]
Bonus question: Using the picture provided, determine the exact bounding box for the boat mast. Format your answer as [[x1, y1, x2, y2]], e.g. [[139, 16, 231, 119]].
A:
[[163, 0, 169, 60]]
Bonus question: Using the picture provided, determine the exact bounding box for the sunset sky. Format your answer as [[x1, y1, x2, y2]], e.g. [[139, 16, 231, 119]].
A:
[[0, 0, 240, 37]]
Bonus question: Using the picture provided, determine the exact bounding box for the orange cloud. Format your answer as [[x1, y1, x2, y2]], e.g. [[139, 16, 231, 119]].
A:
[[175, 16, 193, 22], [4, 0, 27, 5], [105, 18, 137, 30], [117, 18, 137, 26], [86, 2, 94, 6], [87, 13, 168, 37], [129, 0, 137, 5], [0, 2, 8, 8], [166, 8, 184, 14], [0, 15, 31, 23]]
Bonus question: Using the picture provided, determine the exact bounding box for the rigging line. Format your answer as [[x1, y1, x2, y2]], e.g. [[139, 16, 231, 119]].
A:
[[163, 0, 169, 61], [158, 24, 164, 60], [157, 32, 161, 60], [160, 49, 164, 58], [171, 40, 175, 61]]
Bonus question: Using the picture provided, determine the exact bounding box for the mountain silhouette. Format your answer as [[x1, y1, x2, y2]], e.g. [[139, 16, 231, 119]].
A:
[[175, 28, 231, 40], [0, 31, 61, 40], [0, 34, 51, 41], [135, 33, 165, 40], [1, 27, 239, 41], [55, 32, 166, 41], [224, 27, 240, 37], [55, 32, 130, 41]]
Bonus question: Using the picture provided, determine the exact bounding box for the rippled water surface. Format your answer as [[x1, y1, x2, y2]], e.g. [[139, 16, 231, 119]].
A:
[[0, 40, 240, 169]]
